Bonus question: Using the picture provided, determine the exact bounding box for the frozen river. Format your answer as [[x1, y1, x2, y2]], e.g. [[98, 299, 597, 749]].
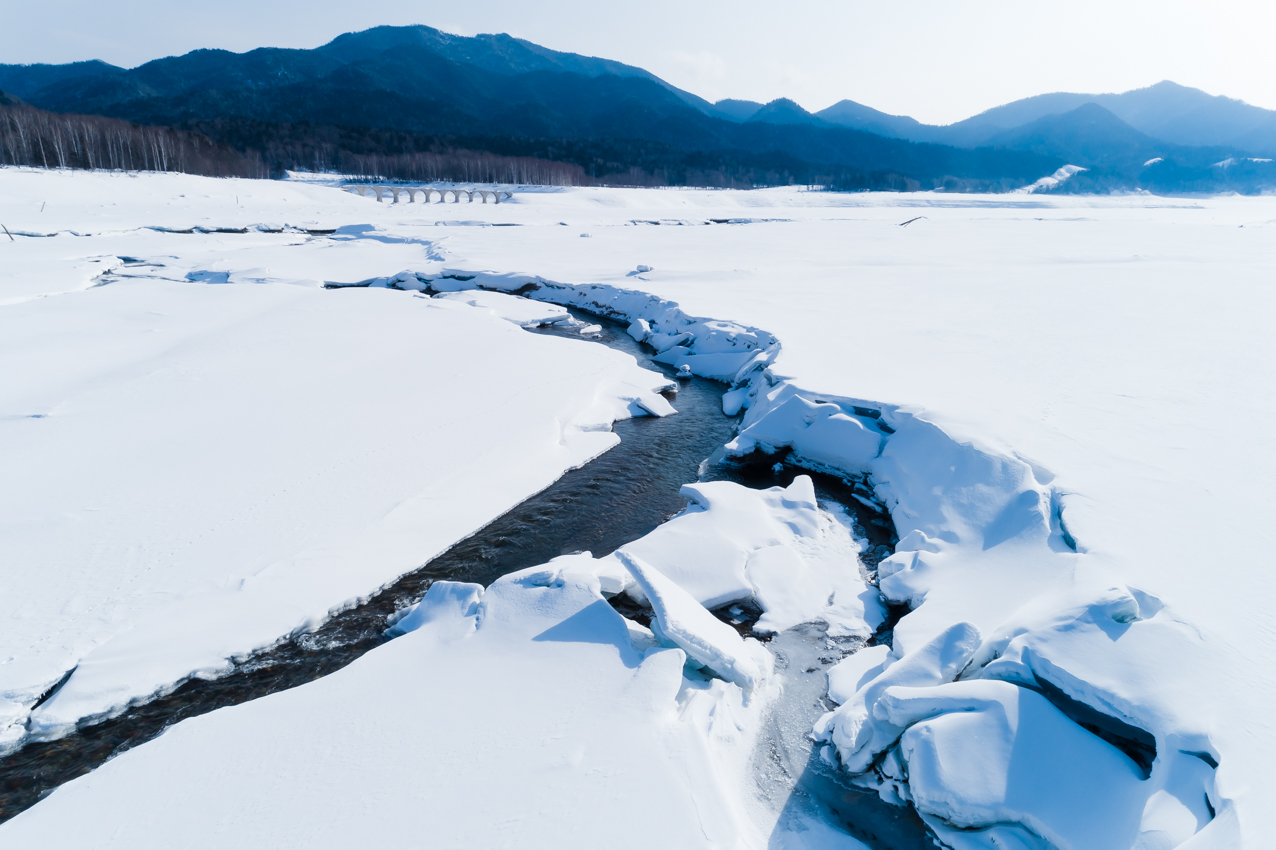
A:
[[2, 169, 1273, 848]]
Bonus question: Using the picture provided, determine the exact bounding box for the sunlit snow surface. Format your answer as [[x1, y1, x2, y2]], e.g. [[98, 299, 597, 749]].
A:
[[2, 168, 1275, 848]]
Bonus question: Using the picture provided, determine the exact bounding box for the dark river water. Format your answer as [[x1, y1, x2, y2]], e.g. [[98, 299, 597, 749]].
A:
[[0, 301, 931, 848]]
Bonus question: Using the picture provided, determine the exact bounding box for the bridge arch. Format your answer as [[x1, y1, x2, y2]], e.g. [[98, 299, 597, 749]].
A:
[[344, 184, 514, 204]]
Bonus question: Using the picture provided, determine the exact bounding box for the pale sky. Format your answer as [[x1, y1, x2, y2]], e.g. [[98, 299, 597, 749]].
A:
[[3, 1, 1274, 125]]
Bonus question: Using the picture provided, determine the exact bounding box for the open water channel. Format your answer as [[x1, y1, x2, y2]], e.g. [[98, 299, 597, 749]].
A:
[[0, 301, 934, 848]]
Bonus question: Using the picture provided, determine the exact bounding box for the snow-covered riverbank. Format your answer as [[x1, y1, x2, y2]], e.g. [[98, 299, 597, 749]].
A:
[[2, 168, 1273, 848]]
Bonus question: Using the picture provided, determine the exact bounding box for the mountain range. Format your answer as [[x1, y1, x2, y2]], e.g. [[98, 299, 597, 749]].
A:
[[715, 81, 1276, 157], [2, 25, 1274, 192]]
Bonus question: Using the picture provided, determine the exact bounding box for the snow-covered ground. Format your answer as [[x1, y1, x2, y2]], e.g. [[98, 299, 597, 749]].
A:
[[2, 167, 1274, 848]]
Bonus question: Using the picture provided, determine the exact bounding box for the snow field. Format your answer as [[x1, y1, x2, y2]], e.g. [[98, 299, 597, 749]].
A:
[[4, 168, 1275, 848]]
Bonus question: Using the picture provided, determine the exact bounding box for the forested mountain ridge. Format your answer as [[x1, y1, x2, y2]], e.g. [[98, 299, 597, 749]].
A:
[[4, 26, 1274, 191]]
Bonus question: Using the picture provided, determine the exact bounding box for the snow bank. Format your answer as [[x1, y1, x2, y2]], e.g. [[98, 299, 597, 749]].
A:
[[384, 580, 482, 638], [826, 644, 891, 705]]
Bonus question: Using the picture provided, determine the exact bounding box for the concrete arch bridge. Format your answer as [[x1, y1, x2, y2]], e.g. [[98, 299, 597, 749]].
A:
[[342, 185, 514, 204]]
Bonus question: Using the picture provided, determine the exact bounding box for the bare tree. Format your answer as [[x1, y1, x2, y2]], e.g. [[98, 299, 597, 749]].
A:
[[0, 102, 265, 177]]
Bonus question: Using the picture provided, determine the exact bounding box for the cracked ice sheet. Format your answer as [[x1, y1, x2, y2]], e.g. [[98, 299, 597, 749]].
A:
[[7, 170, 1276, 845], [0, 568, 776, 849], [0, 266, 673, 748], [0, 227, 452, 306], [410, 187, 1276, 845]]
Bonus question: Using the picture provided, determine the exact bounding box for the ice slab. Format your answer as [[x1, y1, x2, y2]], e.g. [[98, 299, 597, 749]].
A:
[[618, 477, 883, 637], [816, 622, 981, 773], [616, 550, 773, 692], [884, 680, 1210, 850], [432, 289, 571, 327]]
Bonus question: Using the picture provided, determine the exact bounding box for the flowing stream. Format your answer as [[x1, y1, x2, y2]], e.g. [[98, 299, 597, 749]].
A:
[[1, 303, 933, 848]]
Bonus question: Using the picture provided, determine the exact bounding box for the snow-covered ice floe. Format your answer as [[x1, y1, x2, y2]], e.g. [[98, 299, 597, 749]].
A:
[[4, 167, 1275, 849]]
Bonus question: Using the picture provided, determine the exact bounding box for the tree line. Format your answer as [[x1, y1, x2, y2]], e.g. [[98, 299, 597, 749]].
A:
[[0, 99, 595, 186], [0, 100, 267, 176]]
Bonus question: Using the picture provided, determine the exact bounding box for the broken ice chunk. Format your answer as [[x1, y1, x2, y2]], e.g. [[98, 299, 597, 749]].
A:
[[827, 644, 893, 706], [721, 386, 749, 416], [615, 550, 772, 692], [815, 621, 981, 773], [386, 581, 483, 637], [727, 394, 881, 474]]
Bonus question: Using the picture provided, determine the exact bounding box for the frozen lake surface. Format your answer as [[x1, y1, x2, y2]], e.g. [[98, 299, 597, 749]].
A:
[[2, 168, 1274, 848]]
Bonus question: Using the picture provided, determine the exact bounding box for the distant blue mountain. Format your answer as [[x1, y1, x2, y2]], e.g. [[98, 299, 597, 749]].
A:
[[816, 81, 1276, 159], [711, 99, 764, 121], [984, 102, 1233, 169], [814, 100, 928, 140], [745, 98, 826, 126], [0, 60, 124, 99]]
